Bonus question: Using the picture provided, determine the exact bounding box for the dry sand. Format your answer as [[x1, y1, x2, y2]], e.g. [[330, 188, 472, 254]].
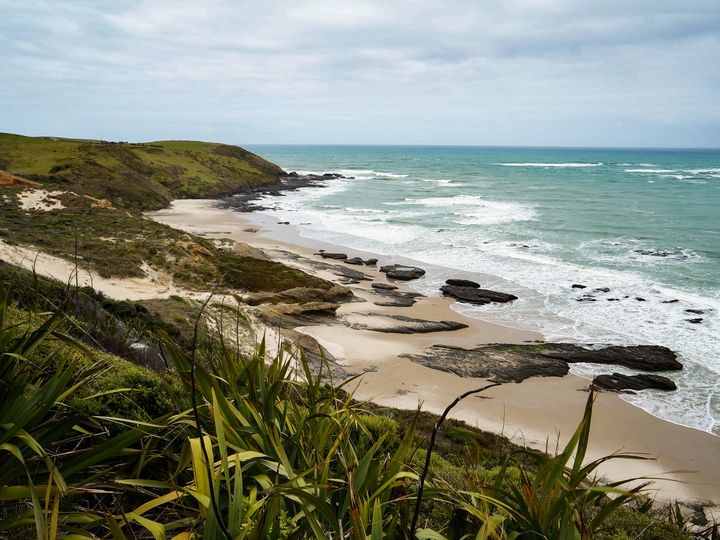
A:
[[0, 239, 190, 301]]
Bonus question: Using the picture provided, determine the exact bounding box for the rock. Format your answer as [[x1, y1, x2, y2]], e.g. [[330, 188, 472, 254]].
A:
[[687, 318, 703, 324], [593, 373, 677, 392], [345, 257, 364, 265], [242, 284, 353, 306], [594, 287, 611, 293], [287, 171, 299, 177], [364, 258, 378, 266], [371, 282, 398, 290], [440, 285, 517, 305], [380, 264, 426, 281], [536, 343, 682, 372], [373, 296, 416, 307], [401, 343, 682, 383], [332, 265, 374, 281], [347, 314, 467, 334], [257, 301, 341, 329], [446, 278, 480, 288], [282, 331, 350, 381], [685, 309, 706, 315], [571, 284, 587, 289], [317, 252, 348, 260]]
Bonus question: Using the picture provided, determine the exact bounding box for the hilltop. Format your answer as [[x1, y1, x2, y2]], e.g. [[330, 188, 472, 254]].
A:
[[0, 132, 285, 210]]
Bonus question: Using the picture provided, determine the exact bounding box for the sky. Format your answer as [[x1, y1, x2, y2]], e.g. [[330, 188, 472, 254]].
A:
[[1, 0, 719, 147]]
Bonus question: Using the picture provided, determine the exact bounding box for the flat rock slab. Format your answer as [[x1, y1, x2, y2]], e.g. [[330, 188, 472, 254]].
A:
[[402, 343, 682, 384], [593, 373, 677, 392], [440, 285, 517, 305], [317, 252, 347, 260], [371, 282, 398, 290], [446, 278, 480, 288], [380, 264, 426, 281], [346, 314, 468, 334]]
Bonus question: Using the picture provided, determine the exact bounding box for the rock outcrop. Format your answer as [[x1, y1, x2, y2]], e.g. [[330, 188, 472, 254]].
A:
[[379, 264, 426, 281], [440, 284, 517, 305], [402, 343, 682, 383], [593, 373, 677, 392]]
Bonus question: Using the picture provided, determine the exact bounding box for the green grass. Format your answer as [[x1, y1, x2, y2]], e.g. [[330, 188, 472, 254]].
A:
[[0, 185, 329, 291], [0, 132, 286, 210]]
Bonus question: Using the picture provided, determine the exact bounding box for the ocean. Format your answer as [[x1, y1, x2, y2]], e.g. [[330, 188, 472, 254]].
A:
[[246, 145, 720, 435]]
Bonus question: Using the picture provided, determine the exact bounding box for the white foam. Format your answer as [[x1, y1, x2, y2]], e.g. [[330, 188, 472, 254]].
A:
[[685, 168, 720, 174], [495, 162, 604, 168], [624, 168, 677, 173]]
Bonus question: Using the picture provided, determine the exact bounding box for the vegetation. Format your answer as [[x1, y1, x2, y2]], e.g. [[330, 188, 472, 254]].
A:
[[0, 132, 286, 211], [0, 281, 706, 538], [0, 185, 329, 290]]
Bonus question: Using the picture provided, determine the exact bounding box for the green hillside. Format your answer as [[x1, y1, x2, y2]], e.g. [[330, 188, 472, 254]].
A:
[[0, 132, 285, 210]]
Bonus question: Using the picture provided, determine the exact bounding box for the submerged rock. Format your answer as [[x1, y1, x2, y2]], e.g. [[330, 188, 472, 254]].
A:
[[593, 373, 677, 392], [440, 285, 517, 305], [380, 264, 426, 281]]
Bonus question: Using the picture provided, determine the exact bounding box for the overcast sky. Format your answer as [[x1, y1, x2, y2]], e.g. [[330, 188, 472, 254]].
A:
[[1, 0, 719, 147]]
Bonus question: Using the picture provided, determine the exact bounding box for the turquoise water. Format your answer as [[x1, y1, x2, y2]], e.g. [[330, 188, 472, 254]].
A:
[[248, 145, 720, 434]]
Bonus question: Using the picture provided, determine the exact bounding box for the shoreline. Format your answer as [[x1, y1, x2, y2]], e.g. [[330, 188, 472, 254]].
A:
[[149, 198, 720, 506]]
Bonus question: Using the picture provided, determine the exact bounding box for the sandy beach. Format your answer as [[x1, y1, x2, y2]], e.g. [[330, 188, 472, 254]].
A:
[[145, 198, 718, 507]]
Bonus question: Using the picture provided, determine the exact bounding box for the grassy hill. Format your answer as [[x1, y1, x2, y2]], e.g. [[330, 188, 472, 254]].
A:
[[0, 132, 286, 210]]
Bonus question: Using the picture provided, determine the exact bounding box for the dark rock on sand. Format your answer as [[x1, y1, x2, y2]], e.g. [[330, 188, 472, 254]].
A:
[[371, 282, 398, 290], [401, 343, 682, 383], [594, 373, 677, 392], [318, 252, 348, 260], [243, 284, 353, 306], [332, 265, 374, 281], [345, 257, 364, 265], [349, 314, 467, 334], [446, 278, 480, 288], [373, 296, 417, 307], [380, 264, 426, 281], [440, 285, 517, 305]]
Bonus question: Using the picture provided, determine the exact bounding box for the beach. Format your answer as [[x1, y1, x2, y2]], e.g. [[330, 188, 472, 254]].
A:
[[148, 198, 720, 508]]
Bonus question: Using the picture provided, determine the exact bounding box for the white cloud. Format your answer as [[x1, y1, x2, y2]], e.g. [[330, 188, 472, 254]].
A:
[[0, 0, 718, 146]]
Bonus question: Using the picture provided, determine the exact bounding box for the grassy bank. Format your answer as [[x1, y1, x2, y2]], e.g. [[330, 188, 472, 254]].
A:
[[0, 132, 285, 211]]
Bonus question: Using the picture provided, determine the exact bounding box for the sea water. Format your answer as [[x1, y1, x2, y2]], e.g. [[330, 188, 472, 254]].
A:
[[246, 145, 720, 435]]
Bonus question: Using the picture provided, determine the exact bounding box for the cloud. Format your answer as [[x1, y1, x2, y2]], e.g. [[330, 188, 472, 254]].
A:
[[0, 0, 718, 146]]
